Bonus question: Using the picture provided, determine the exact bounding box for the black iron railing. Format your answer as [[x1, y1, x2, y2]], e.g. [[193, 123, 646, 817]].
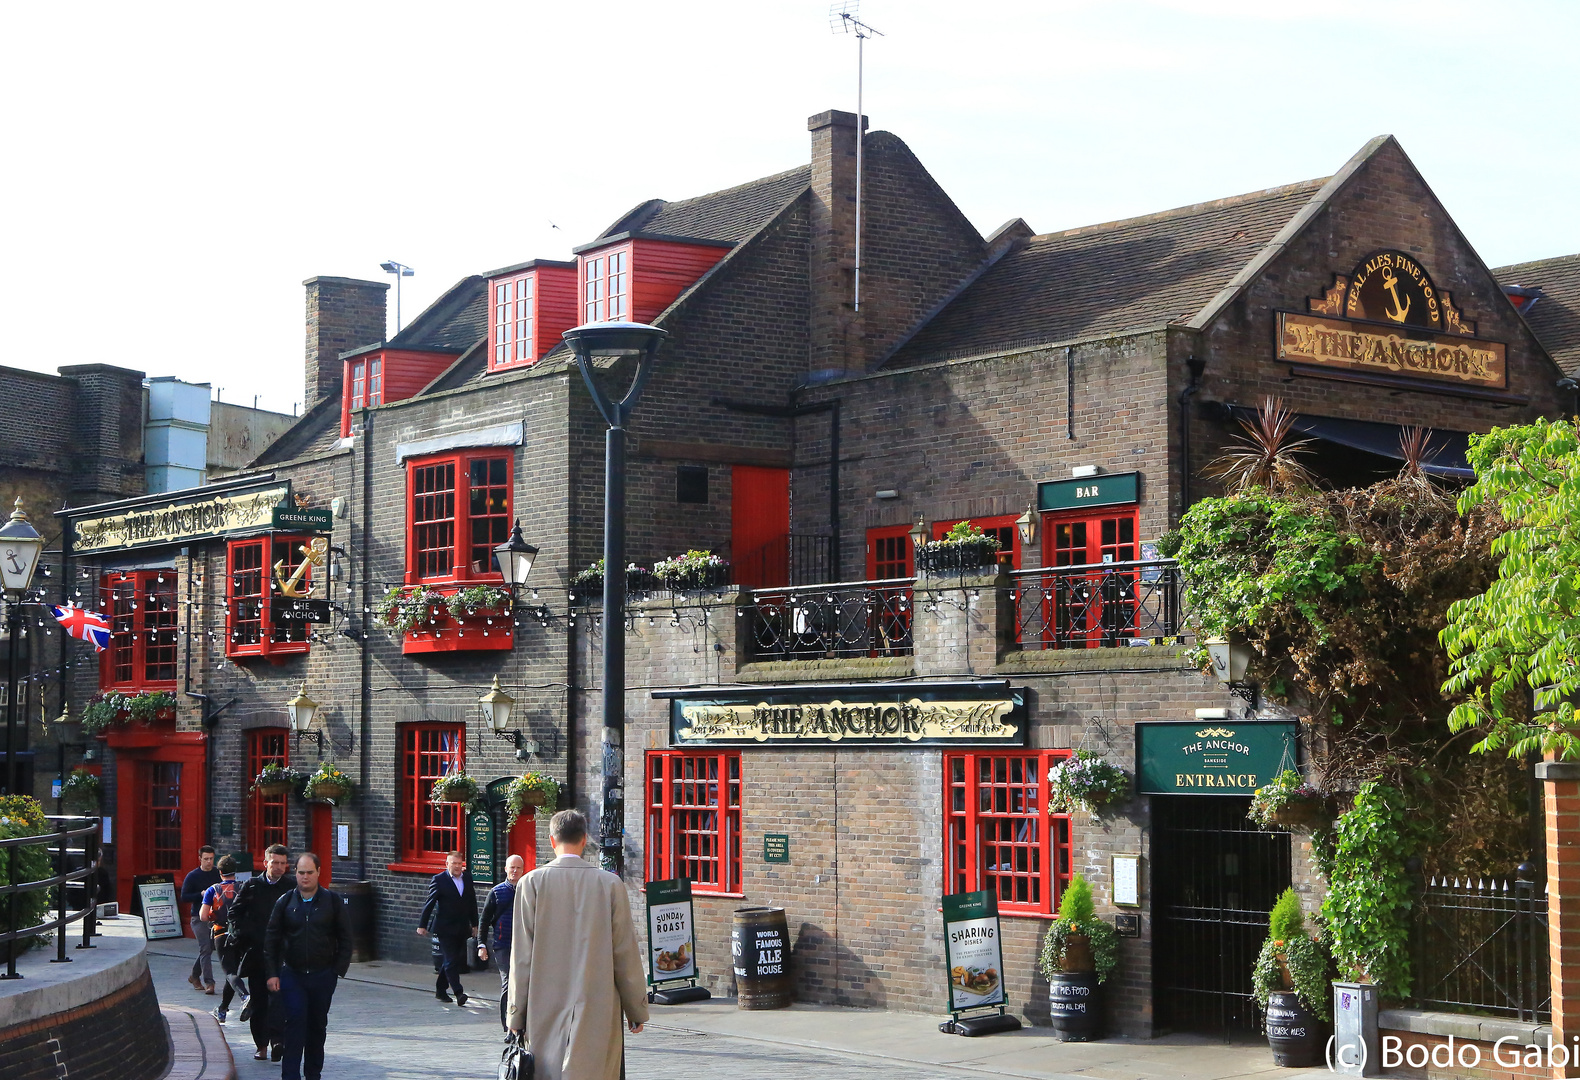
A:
[[733, 534, 835, 589], [747, 579, 915, 660], [1, 815, 102, 978], [1413, 871, 1549, 1022], [1010, 560, 1185, 650]]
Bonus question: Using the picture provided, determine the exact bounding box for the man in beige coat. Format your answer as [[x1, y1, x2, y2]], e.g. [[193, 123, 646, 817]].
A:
[[507, 809, 649, 1080]]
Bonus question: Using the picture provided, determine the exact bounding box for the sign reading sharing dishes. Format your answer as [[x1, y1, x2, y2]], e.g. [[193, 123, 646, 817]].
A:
[[943, 889, 1007, 1013]]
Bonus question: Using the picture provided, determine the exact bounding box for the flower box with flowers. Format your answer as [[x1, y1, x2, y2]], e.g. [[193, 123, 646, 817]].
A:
[[1248, 770, 1330, 831], [652, 550, 730, 593], [379, 585, 515, 654], [916, 522, 1001, 575], [81, 691, 178, 736], [570, 561, 659, 604]]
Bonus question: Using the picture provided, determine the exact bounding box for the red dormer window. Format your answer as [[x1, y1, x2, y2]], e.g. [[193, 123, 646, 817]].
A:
[[583, 248, 629, 323], [494, 276, 535, 367]]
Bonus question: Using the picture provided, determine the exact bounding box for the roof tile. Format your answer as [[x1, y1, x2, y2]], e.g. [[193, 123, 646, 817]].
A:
[[1494, 253, 1580, 377]]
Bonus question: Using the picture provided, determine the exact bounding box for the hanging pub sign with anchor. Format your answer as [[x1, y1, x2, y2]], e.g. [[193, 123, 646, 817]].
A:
[[939, 889, 1022, 1037], [644, 878, 711, 1005]]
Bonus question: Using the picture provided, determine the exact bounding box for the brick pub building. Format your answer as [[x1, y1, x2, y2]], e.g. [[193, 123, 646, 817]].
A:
[[50, 111, 1578, 1035]]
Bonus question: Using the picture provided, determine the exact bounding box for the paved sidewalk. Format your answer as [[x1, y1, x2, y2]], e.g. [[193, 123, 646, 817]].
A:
[[148, 938, 1332, 1080]]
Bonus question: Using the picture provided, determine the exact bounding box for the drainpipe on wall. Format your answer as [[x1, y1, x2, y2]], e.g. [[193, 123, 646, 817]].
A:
[[1178, 355, 1206, 518], [359, 408, 373, 883]]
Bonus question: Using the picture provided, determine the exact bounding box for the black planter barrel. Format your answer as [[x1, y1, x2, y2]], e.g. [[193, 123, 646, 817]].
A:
[[732, 907, 791, 1010], [1047, 972, 1100, 1041], [1264, 991, 1322, 1067], [339, 880, 377, 963]]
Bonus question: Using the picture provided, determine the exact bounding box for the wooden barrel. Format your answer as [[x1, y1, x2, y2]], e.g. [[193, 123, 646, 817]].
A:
[[338, 880, 377, 964], [1265, 991, 1322, 1067], [732, 907, 791, 1010], [1048, 972, 1101, 1041]]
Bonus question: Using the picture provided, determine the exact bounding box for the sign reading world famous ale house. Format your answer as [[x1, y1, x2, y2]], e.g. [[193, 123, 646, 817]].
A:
[[1136, 721, 1298, 795], [657, 681, 1026, 747]]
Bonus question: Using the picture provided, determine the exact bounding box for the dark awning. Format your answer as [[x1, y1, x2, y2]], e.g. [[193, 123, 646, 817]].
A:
[[1225, 406, 1474, 479]]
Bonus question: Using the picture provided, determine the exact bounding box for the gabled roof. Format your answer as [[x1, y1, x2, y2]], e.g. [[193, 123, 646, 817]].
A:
[[888, 178, 1328, 364], [249, 390, 344, 466], [387, 275, 487, 353], [596, 165, 811, 245], [1494, 253, 1580, 376]]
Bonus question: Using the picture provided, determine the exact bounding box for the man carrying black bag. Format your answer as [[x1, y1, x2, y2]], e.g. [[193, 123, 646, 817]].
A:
[[227, 843, 295, 1061], [266, 853, 352, 1080]]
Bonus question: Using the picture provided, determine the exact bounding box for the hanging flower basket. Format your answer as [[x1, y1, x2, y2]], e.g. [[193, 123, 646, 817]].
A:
[[60, 769, 101, 814], [303, 762, 355, 804], [252, 763, 304, 798], [505, 772, 561, 829], [1047, 750, 1130, 815], [429, 770, 480, 807], [1248, 770, 1330, 831]]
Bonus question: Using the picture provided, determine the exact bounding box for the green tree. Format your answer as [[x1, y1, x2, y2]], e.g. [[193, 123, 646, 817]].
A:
[[1442, 418, 1580, 759]]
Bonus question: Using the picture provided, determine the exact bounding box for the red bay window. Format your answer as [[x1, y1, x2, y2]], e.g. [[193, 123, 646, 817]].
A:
[[406, 452, 512, 583], [645, 750, 741, 895], [394, 723, 465, 869], [582, 248, 629, 323], [247, 730, 289, 853], [226, 535, 311, 659], [945, 749, 1072, 916], [101, 570, 178, 692]]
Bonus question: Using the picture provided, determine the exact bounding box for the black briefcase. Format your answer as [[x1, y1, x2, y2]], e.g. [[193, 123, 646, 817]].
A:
[[498, 1031, 533, 1080]]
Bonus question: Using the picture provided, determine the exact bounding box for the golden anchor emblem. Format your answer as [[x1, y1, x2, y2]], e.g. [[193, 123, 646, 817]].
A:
[[1380, 266, 1411, 323], [274, 536, 328, 598]]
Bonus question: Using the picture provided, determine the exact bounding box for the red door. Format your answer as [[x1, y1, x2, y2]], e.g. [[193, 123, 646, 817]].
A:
[[110, 731, 207, 911], [310, 805, 333, 887], [731, 466, 790, 589], [1040, 508, 1140, 648]]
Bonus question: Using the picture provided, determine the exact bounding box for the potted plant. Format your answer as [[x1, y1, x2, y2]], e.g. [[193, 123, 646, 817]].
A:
[[304, 762, 355, 803], [1252, 888, 1331, 1067], [127, 690, 178, 724], [504, 772, 561, 829], [1249, 770, 1329, 830], [375, 586, 448, 636], [59, 768, 101, 814], [252, 763, 302, 797], [80, 691, 131, 736], [653, 549, 729, 591], [429, 769, 480, 807], [1047, 750, 1130, 815], [445, 584, 514, 619], [916, 521, 1000, 574], [571, 560, 657, 602], [1037, 875, 1119, 1041]]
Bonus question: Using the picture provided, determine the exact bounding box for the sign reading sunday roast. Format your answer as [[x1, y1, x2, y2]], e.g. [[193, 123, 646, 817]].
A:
[[658, 681, 1026, 748], [645, 878, 698, 985]]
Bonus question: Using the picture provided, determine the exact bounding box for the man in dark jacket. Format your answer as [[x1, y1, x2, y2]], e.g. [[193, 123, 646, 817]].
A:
[[478, 854, 526, 1029], [265, 853, 352, 1080], [179, 845, 221, 992], [227, 843, 295, 1061], [416, 850, 478, 1005]]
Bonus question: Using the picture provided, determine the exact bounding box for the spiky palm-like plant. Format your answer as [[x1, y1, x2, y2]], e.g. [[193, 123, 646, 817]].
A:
[[1204, 397, 1317, 495]]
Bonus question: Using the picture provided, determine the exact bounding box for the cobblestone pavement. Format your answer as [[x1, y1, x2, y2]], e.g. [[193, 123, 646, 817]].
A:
[[146, 949, 962, 1080]]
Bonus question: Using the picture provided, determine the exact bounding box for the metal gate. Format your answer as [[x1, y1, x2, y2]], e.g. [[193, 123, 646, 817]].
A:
[[1153, 795, 1292, 1034]]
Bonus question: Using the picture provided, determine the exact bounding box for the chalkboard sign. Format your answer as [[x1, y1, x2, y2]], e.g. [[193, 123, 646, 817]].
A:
[[468, 811, 495, 883]]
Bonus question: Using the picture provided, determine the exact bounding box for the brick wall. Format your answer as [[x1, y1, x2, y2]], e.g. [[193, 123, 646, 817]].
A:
[[0, 967, 168, 1080], [303, 277, 388, 411]]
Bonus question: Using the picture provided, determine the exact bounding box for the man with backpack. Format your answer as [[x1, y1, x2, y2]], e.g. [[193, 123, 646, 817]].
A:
[[265, 852, 352, 1080], [200, 855, 249, 1023]]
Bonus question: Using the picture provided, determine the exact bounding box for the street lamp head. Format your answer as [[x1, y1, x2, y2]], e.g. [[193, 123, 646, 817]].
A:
[[0, 497, 44, 594], [562, 321, 668, 361], [1205, 635, 1253, 686], [494, 520, 539, 589], [380, 260, 414, 277], [478, 675, 516, 733], [908, 518, 930, 552], [1015, 504, 1038, 547], [284, 683, 319, 734]]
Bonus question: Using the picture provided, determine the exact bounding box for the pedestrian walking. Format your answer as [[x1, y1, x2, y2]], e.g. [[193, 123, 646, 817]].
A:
[[478, 854, 526, 1029], [265, 853, 352, 1080], [417, 850, 478, 1006], [200, 855, 250, 1023], [180, 844, 221, 993], [228, 843, 296, 1061], [507, 810, 648, 1080]]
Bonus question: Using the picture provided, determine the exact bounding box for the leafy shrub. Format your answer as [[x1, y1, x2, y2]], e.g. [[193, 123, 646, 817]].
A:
[[0, 796, 55, 949], [1247, 770, 1327, 829], [1268, 887, 1305, 942], [1322, 782, 1422, 996]]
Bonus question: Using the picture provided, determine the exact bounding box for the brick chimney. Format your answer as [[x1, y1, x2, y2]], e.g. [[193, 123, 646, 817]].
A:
[[303, 277, 388, 410], [808, 110, 867, 376]]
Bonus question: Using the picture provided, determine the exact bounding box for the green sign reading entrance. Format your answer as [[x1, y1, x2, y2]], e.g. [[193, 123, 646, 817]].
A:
[[1037, 471, 1139, 513], [763, 834, 789, 863], [467, 810, 495, 883], [1136, 721, 1298, 795]]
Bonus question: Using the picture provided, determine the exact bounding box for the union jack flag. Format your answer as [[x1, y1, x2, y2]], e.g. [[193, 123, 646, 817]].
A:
[[52, 604, 112, 652]]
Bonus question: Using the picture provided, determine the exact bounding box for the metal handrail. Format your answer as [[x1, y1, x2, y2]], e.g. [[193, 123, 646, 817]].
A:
[[0, 814, 102, 979], [1009, 559, 1186, 650]]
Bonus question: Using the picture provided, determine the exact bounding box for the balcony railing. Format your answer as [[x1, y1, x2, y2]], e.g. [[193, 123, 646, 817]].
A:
[[747, 578, 915, 660], [733, 534, 835, 589], [1010, 559, 1185, 650]]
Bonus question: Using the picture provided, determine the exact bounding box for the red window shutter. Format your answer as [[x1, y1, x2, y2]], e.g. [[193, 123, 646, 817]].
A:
[[943, 749, 1071, 916]]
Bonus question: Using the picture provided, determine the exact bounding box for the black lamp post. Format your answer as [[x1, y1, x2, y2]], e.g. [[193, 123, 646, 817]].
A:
[[1, 499, 45, 796], [563, 320, 668, 876]]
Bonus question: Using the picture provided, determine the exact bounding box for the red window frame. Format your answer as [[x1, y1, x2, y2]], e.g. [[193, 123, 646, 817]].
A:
[[342, 355, 384, 437], [582, 247, 629, 323], [645, 750, 742, 895], [396, 723, 466, 868], [226, 535, 312, 658], [492, 275, 536, 369], [405, 451, 513, 584], [1032, 506, 1141, 649], [933, 513, 1022, 570], [866, 523, 916, 580], [100, 570, 178, 692], [945, 749, 1073, 916], [247, 730, 289, 853]]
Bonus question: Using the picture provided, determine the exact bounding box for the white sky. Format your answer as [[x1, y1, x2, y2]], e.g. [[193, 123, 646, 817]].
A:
[[3, 1, 1576, 416]]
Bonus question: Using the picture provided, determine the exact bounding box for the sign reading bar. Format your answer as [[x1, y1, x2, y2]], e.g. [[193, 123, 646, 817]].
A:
[[72, 484, 291, 553], [272, 506, 334, 532], [942, 889, 1007, 1014], [1038, 471, 1139, 513], [1277, 312, 1506, 390], [763, 834, 790, 863], [1136, 721, 1298, 795], [663, 683, 1026, 747], [271, 597, 331, 624], [645, 878, 698, 985]]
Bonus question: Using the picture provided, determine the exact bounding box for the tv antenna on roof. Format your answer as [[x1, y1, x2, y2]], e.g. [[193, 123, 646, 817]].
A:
[[830, 2, 882, 313]]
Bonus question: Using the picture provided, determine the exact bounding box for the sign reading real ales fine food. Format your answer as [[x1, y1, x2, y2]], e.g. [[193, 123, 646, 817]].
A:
[[942, 889, 1007, 1014], [645, 878, 698, 985], [1135, 721, 1298, 795]]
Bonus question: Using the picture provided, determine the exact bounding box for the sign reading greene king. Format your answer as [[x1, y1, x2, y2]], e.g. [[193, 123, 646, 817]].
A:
[[1135, 721, 1298, 795]]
